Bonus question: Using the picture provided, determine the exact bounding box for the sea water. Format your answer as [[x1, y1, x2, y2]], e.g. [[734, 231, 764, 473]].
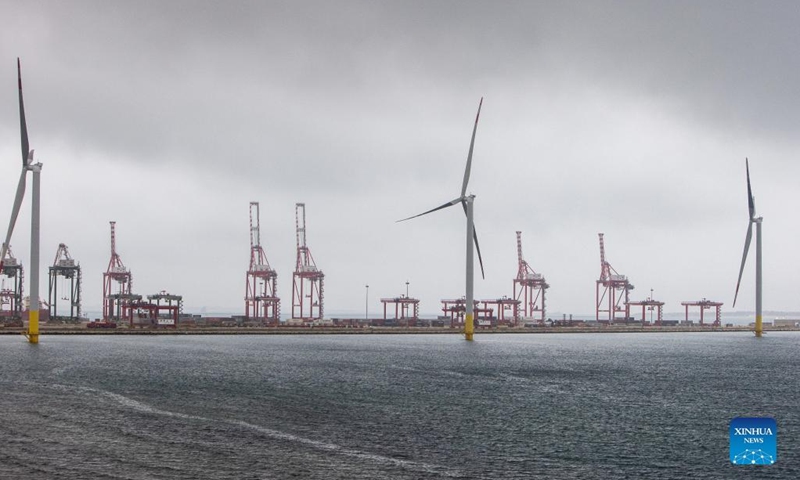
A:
[[1, 332, 798, 479]]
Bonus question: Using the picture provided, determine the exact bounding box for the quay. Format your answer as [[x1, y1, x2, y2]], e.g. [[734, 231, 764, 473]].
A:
[[2, 324, 799, 336]]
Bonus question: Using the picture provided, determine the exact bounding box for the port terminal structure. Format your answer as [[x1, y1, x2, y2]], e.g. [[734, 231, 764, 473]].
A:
[[245, 202, 279, 324], [102, 221, 133, 322], [626, 295, 665, 325], [681, 299, 723, 327], [148, 291, 183, 317], [480, 297, 519, 325], [442, 299, 488, 327], [95, 222, 186, 328], [513, 231, 549, 324], [440, 296, 520, 327], [292, 203, 324, 321], [596, 233, 634, 323], [48, 243, 82, 322], [381, 295, 420, 326], [123, 292, 182, 328], [0, 245, 23, 322]]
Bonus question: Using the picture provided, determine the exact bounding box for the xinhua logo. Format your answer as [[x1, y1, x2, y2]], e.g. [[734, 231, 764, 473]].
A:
[[730, 417, 777, 465]]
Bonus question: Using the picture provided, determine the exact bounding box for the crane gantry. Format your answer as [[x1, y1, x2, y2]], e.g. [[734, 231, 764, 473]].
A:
[[102, 221, 133, 322], [48, 243, 82, 321], [245, 202, 280, 324], [513, 231, 548, 324], [291, 203, 324, 321], [596, 233, 634, 323]]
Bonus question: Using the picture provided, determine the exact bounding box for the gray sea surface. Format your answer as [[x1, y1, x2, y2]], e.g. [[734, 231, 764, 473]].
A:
[[0, 332, 798, 479]]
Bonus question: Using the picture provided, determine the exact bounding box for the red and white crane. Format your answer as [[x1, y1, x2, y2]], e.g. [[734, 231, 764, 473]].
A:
[[245, 202, 279, 324], [681, 298, 723, 327], [595, 233, 634, 323], [102, 221, 132, 321], [513, 231, 548, 324], [291, 203, 324, 321]]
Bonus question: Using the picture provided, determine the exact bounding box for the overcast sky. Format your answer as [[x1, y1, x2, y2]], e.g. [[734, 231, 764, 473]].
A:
[[1, 1, 799, 319]]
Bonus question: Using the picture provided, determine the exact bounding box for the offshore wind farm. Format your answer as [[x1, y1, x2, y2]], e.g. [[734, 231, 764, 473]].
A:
[[2, 4, 800, 339], [0, 62, 794, 338]]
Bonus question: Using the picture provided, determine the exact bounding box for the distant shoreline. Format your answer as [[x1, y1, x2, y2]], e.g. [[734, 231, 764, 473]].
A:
[[2, 325, 799, 336]]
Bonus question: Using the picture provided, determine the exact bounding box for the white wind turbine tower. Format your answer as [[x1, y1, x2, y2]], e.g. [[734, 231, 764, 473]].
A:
[[733, 158, 763, 338], [399, 98, 485, 341], [0, 59, 41, 344]]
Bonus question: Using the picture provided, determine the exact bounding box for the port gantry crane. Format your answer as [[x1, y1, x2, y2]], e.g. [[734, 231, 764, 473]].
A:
[[626, 291, 664, 326], [0, 244, 23, 322], [291, 203, 324, 321], [596, 233, 634, 323], [48, 243, 82, 321], [681, 298, 723, 327], [102, 221, 133, 322], [245, 202, 280, 324], [513, 231, 549, 325]]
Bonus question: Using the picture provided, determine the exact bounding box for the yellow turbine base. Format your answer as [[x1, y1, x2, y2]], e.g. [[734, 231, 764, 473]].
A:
[[25, 310, 39, 344], [464, 313, 474, 341], [755, 315, 762, 338]]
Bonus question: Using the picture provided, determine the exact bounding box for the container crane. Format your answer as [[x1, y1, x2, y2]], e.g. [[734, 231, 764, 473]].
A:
[[0, 244, 23, 322], [245, 202, 280, 324], [513, 231, 548, 324], [48, 243, 81, 321], [102, 221, 133, 322], [596, 233, 634, 323], [291, 203, 324, 321]]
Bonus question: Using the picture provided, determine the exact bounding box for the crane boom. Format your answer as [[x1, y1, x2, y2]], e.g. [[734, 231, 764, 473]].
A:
[[598, 233, 609, 281], [516, 231, 525, 279]]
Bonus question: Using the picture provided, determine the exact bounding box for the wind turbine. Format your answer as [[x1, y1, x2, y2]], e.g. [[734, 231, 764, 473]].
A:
[[399, 98, 485, 341], [0, 59, 41, 344], [733, 158, 762, 338]]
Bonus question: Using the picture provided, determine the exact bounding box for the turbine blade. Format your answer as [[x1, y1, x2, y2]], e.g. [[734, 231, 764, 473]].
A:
[[473, 225, 485, 280], [460, 97, 483, 198], [733, 221, 753, 307], [397, 198, 461, 223], [1, 168, 28, 265], [746, 158, 755, 219], [460, 200, 485, 279], [17, 58, 30, 167]]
